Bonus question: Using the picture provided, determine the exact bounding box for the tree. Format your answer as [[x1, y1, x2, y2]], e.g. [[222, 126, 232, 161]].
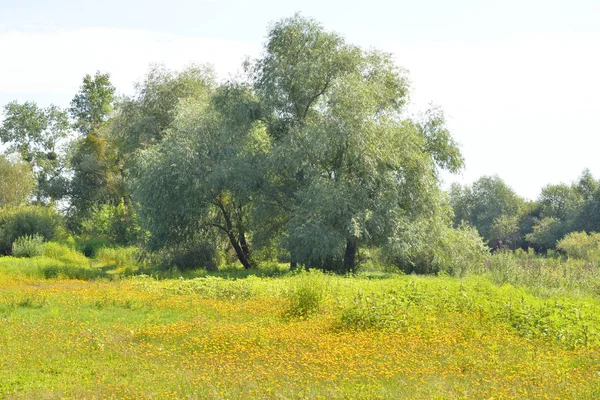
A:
[[70, 71, 115, 135], [525, 217, 566, 251], [131, 77, 266, 269], [68, 72, 119, 226], [0, 155, 35, 207], [532, 170, 600, 247], [114, 64, 216, 154], [489, 214, 521, 249], [252, 15, 463, 272], [538, 183, 582, 222], [0, 101, 70, 202], [450, 175, 523, 243]]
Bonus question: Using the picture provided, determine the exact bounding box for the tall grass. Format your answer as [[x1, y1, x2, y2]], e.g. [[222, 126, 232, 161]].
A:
[[483, 249, 600, 297]]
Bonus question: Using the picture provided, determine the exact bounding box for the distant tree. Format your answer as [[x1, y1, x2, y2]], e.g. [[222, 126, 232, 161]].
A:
[[68, 71, 119, 226], [0, 155, 35, 207], [525, 217, 565, 251], [70, 71, 115, 135], [489, 214, 521, 249], [0, 101, 70, 202], [450, 175, 523, 243], [538, 183, 582, 222], [530, 170, 600, 248]]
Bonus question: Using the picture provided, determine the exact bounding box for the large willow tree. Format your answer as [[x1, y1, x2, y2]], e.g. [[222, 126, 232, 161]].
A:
[[253, 14, 463, 272]]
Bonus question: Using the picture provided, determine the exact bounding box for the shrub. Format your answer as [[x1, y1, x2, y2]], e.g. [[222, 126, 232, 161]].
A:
[[0, 205, 64, 254], [96, 246, 140, 269], [557, 232, 600, 262], [11, 234, 45, 257], [284, 269, 326, 318], [43, 242, 90, 267], [431, 224, 490, 276], [169, 241, 221, 271], [81, 237, 113, 257], [79, 200, 145, 246], [525, 217, 565, 251], [387, 222, 489, 276]]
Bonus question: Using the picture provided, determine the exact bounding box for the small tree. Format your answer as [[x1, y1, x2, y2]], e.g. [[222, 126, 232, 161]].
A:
[[0, 102, 70, 202], [68, 71, 120, 226], [489, 214, 522, 249], [557, 231, 600, 262], [0, 155, 35, 207]]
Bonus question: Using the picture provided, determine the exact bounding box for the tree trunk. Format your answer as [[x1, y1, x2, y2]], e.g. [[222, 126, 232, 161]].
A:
[[342, 236, 358, 273], [290, 252, 298, 271], [239, 232, 252, 266], [228, 231, 253, 269], [217, 200, 253, 269]]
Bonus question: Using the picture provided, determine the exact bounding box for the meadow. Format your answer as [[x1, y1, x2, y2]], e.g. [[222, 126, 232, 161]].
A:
[[1, 248, 600, 399]]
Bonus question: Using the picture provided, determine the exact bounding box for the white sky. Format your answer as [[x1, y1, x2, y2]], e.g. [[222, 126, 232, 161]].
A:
[[1, 0, 599, 199]]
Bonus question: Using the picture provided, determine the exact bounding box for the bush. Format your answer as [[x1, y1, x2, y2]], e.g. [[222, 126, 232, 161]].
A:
[[387, 222, 489, 276], [557, 232, 600, 262], [96, 246, 140, 269], [79, 200, 145, 246], [431, 224, 490, 276], [11, 234, 45, 258], [0, 205, 64, 254], [284, 269, 326, 318], [81, 237, 113, 257], [43, 242, 90, 267], [525, 217, 565, 251], [169, 241, 221, 271]]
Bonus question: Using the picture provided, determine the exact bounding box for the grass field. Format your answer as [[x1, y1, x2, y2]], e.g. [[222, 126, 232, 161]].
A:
[[1, 256, 600, 399]]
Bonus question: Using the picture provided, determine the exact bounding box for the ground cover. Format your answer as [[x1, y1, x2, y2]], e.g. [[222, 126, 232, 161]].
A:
[[1, 263, 599, 399]]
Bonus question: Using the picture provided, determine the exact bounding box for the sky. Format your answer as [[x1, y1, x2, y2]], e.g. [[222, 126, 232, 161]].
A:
[[1, 0, 599, 199]]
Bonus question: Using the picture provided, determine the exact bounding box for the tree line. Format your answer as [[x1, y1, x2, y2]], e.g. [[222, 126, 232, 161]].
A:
[[2, 14, 594, 274], [450, 171, 600, 253]]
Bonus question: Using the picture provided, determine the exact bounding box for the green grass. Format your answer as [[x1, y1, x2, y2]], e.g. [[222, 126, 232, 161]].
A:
[[0, 257, 600, 398], [2, 248, 600, 398]]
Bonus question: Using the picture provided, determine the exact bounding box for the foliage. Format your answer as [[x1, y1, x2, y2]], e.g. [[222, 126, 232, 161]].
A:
[[557, 231, 600, 262], [68, 123, 123, 226], [81, 237, 113, 257], [132, 78, 266, 269], [450, 176, 524, 243], [80, 199, 144, 246], [0, 101, 70, 202], [284, 269, 327, 318], [0, 155, 35, 207], [70, 71, 115, 135], [43, 242, 90, 267], [525, 217, 565, 251], [431, 224, 490, 276], [68, 72, 122, 226], [386, 216, 489, 276], [95, 246, 140, 270], [0, 205, 64, 255], [489, 214, 522, 249], [252, 14, 463, 272], [11, 234, 45, 257], [168, 241, 221, 272], [115, 64, 216, 153]]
